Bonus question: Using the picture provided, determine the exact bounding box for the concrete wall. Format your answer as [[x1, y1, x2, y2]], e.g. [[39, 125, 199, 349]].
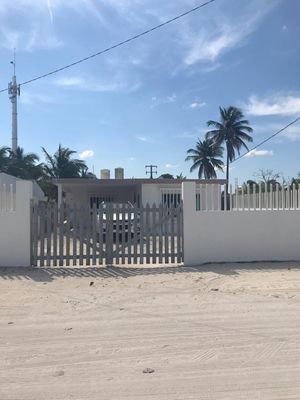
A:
[[182, 182, 300, 266], [0, 172, 19, 188], [141, 184, 161, 206], [0, 180, 33, 267]]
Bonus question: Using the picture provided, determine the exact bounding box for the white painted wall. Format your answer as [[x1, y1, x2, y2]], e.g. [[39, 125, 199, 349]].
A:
[[0, 172, 19, 187], [182, 182, 300, 266], [141, 184, 161, 206], [0, 180, 34, 267], [141, 182, 221, 208]]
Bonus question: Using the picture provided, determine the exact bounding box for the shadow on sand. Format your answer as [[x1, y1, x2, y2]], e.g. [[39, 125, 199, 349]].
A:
[[0, 260, 299, 283]]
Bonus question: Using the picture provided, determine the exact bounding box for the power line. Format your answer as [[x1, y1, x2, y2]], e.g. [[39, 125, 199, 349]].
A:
[[233, 116, 300, 163], [0, 0, 216, 93]]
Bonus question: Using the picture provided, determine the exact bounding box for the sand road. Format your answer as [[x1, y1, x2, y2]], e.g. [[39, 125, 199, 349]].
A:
[[1, 262, 300, 399]]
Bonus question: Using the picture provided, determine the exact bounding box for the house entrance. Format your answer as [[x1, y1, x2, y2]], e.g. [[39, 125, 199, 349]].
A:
[[31, 201, 183, 267]]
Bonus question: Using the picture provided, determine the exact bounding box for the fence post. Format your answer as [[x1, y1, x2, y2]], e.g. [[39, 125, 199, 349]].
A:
[[182, 182, 196, 266], [0, 180, 33, 267]]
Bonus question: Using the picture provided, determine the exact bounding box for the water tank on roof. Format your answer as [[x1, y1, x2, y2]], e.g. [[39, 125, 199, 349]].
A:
[[100, 169, 110, 179], [115, 167, 124, 179]]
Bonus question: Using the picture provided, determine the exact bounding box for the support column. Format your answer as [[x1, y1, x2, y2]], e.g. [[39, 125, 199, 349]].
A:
[[182, 182, 196, 266]]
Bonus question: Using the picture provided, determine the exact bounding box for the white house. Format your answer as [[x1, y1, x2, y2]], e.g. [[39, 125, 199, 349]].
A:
[[53, 169, 226, 209]]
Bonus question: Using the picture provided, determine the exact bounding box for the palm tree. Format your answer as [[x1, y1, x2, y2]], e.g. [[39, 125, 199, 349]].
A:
[[42, 144, 87, 178], [7, 147, 43, 180], [206, 106, 253, 184], [0, 146, 10, 173], [79, 165, 96, 179], [176, 173, 186, 180], [185, 137, 224, 179]]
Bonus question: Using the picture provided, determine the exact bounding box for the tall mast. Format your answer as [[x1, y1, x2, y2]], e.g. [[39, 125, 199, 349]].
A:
[[8, 50, 20, 153]]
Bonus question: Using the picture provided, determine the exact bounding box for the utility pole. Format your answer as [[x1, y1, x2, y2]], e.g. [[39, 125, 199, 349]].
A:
[[8, 50, 20, 153], [145, 165, 157, 179]]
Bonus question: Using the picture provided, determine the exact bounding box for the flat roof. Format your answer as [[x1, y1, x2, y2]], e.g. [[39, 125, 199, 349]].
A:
[[53, 178, 227, 186]]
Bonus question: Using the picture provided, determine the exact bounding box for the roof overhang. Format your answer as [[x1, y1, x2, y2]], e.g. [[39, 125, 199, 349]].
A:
[[52, 178, 227, 187]]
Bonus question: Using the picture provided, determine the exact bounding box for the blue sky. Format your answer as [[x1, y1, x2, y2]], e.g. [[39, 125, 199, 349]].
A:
[[0, 0, 299, 183]]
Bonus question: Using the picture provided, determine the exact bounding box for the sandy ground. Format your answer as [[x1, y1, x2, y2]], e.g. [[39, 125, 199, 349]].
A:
[[1, 262, 300, 400]]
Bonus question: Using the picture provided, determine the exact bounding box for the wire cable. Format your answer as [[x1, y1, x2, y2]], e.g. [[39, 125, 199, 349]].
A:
[[233, 116, 300, 163], [0, 0, 216, 93]]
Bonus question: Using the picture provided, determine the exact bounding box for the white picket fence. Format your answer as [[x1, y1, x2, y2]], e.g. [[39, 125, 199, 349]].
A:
[[194, 183, 300, 211], [161, 183, 300, 211], [182, 182, 300, 266]]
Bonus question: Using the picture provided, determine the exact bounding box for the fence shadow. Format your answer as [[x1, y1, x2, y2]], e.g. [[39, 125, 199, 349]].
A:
[[0, 261, 299, 283]]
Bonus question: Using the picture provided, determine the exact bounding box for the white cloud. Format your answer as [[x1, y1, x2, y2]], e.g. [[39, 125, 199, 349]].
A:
[[177, 132, 197, 139], [151, 93, 177, 108], [79, 150, 94, 159], [252, 122, 300, 142], [165, 163, 178, 169], [20, 91, 62, 105], [189, 101, 206, 109], [47, 0, 54, 24], [245, 94, 300, 116], [281, 125, 300, 141], [183, 2, 278, 66], [184, 26, 242, 65], [167, 94, 176, 103], [55, 77, 84, 87], [0, 25, 63, 51], [0, 28, 20, 50], [0, 0, 107, 51], [136, 136, 149, 142], [55, 75, 141, 93], [245, 149, 274, 158], [176, 128, 207, 139]]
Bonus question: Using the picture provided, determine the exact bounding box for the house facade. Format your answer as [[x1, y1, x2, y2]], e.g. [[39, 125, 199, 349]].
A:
[[53, 174, 227, 209]]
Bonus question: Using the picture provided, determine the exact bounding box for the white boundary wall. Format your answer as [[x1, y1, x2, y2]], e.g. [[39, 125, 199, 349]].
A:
[[182, 182, 300, 266], [0, 175, 45, 267]]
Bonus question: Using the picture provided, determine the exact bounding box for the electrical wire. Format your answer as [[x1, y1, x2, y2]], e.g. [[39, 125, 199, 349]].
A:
[[233, 116, 300, 163], [0, 0, 216, 93]]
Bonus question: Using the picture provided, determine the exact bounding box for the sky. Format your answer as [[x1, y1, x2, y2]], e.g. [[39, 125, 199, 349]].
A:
[[0, 0, 299, 183]]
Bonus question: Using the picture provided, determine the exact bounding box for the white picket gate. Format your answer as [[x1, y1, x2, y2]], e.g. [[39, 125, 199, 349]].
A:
[[31, 201, 183, 267]]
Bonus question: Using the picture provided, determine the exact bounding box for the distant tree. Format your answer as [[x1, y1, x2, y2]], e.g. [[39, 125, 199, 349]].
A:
[[7, 147, 43, 180], [0, 146, 10, 173], [242, 179, 259, 193], [206, 106, 253, 185], [253, 168, 282, 185], [246, 179, 257, 186], [185, 137, 224, 179], [159, 173, 174, 179], [290, 172, 300, 189], [253, 169, 282, 191], [42, 144, 87, 179]]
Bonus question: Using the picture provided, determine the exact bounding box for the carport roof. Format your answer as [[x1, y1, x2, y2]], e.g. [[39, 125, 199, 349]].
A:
[[52, 178, 227, 187]]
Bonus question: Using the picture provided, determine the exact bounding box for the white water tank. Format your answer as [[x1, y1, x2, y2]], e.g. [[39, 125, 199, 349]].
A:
[[100, 169, 110, 179], [115, 167, 124, 179]]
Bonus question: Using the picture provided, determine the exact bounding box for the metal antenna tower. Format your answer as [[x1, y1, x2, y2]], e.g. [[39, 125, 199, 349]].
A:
[[8, 50, 20, 153], [145, 165, 158, 179]]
